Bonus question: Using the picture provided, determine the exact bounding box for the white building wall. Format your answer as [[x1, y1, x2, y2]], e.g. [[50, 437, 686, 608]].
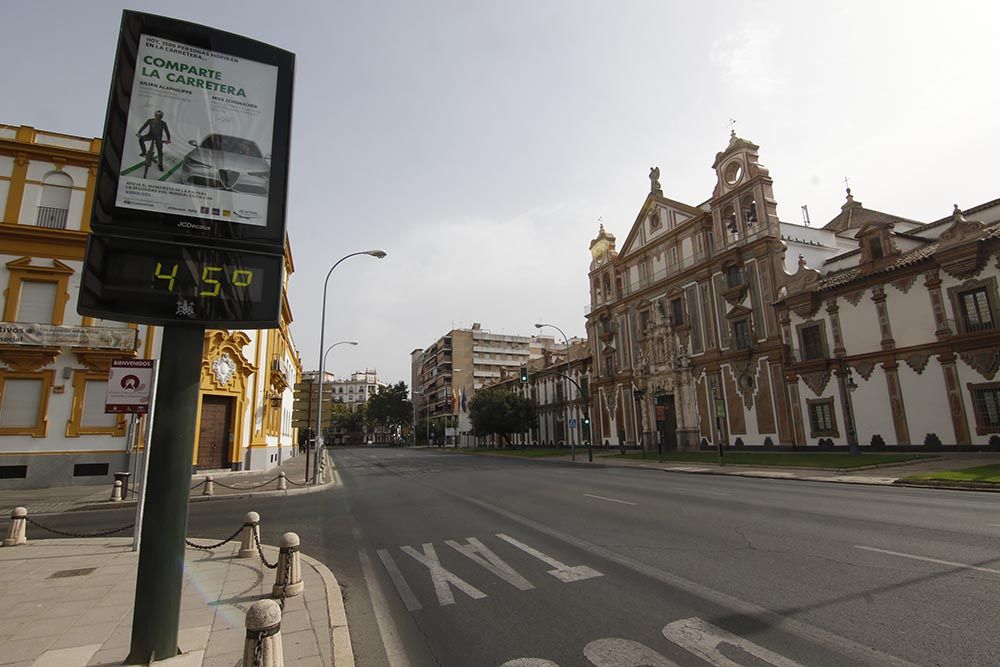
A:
[[838, 295, 882, 354], [886, 287, 935, 349], [897, 364, 951, 445], [850, 372, 893, 446]]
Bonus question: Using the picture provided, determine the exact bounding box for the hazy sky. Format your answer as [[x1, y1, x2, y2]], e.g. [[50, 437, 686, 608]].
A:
[[5, 1, 999, 384]]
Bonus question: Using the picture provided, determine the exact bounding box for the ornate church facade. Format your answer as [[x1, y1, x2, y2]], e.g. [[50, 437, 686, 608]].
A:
[[586, 132, 1000, 450]]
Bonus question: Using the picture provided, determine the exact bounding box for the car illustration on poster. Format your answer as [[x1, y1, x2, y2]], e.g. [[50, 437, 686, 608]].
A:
[[181, 134, 270, 196]]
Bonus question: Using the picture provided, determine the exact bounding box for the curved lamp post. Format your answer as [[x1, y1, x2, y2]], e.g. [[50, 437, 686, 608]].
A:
[[535, 323, 587, 457], [314, 250, 386, 483]]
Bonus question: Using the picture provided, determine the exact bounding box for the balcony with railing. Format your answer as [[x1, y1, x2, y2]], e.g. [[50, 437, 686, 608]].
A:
[[35, 206, 68, 229]]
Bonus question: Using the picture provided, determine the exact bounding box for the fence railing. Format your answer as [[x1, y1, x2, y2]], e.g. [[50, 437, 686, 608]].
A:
[[35, 206, 68, 229]]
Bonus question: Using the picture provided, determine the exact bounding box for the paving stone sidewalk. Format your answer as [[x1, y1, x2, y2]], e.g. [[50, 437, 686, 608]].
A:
[[0, 450, 330, 517], [0, 536, 352, 666]]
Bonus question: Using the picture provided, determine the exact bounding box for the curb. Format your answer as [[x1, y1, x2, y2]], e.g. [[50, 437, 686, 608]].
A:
[[299, 549, 355, 667], [893, 480, 1000, 492], [62, 465, 339, 515]]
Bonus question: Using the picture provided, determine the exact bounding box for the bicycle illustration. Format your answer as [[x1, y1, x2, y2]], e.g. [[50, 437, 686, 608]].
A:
[[140, 138, 170, 179]]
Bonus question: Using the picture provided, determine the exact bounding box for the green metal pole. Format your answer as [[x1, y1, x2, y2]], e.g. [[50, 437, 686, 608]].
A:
[[127, 326, 204, 664]]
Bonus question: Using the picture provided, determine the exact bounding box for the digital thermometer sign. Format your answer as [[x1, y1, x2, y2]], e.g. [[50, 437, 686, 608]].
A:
[[78, 235, 283, 327]]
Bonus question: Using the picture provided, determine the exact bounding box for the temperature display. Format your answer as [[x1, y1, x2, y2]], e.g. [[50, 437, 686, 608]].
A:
[[79, 235, 283, 327]]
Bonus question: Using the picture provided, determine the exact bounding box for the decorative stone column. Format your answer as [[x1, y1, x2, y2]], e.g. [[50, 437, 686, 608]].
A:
[[272, 532, 304, 598], [882, 362, 911, 445], [871, 287, 895, 351], [938, 353, 971, 445], [239, 511, 261, 559], [3, 507, 27, 547], [244, 599, 283, 667]]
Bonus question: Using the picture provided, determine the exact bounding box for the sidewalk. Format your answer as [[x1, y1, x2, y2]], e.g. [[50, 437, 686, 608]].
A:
[[0, 536, 353, 666], [442, 447, 1000, 488], [565, 451, 1000, 486], [0, 450, 334, 517]]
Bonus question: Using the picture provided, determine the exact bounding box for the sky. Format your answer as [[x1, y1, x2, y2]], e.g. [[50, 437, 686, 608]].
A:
[[4, 1, 1000, 385]]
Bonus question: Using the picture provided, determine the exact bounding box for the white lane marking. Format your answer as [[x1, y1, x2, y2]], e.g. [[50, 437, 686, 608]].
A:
[[663, 617, 804, 667], [446, 497, 914, 666], [499, 660, 560, 667], [358, 550, 411, 667], [496, 533, 603, 583], [583, 493, 637, 506], [376, 549, 422, 611], [445, 537, 535, 591], [854, 545, 1000, 575], [986, 523, 1000, 528], [583, 638, 681, 666], [401, 543, 487, 605]]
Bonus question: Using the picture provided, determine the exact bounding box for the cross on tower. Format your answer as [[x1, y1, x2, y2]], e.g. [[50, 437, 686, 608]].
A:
[[728, 118, 737, 135], [844, 176, 850, 191]]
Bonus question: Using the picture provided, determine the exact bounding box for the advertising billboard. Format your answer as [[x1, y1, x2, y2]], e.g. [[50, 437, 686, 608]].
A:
[[89, 10, 294, 250], [115, 34, 278, 228], [80, 11, 294, 328]]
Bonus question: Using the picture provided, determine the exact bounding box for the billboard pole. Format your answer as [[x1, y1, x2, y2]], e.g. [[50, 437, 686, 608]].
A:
[[127, 326, 204, 664]]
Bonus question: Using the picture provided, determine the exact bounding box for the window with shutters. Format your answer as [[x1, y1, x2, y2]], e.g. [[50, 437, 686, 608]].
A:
[[0, 372, 54, 436], [67, 373, 124, 437], [798, 323, 828, 361], [806, 398, 839, 438], [968, 383, 1000, 435], [16, 281, 58, 323], [3, 258, 74, 325], [947, 278, 999, 334]]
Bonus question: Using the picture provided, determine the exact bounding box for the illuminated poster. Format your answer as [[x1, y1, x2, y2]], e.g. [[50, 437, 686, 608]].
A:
[[115, 34, 278, 227]]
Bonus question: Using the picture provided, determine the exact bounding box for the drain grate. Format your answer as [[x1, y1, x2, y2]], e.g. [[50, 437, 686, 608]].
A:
[[48, 567, 97, 579]]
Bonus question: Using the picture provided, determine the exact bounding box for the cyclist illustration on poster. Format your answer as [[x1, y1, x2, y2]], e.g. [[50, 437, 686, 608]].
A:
[[115, 33, 279, 227]]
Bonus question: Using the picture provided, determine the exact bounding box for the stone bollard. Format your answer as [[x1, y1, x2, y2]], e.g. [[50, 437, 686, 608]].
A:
[[238, 511, 261, 559], [3, 507, 27, 547], [110, 480, 123, 502], [271, 532, 303, 598], [277, 472, 287, 491], [243, 599, 283, 667], [203, 475, 214, 497]]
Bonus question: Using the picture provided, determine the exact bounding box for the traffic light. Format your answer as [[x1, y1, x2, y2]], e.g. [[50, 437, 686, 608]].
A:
[[583, 415, 590, 427], [519, 366, 528, 383]]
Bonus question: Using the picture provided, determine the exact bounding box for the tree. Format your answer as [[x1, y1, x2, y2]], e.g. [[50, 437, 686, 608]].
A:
[[468, 388, 537, 447], [367, 381, 413, 430], [326, 403, 366, 445]]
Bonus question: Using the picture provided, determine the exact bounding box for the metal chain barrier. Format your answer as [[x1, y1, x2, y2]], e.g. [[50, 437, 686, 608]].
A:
[[190, 480, 206, 491], [212, 476, 281, 491], [252, 630, 264, 667], [24, 515, 134, 538], [284, 477, 310, 486], [253, 529, 279, 569], [184, 524, 245, 551]]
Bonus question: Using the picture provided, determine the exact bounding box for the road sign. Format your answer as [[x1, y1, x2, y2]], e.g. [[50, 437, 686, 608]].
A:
[[106, 359, 156, 413], [568, 418, 578, 428]]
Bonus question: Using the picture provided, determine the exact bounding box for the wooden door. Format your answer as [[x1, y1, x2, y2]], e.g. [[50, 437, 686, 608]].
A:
[[198, 395, 232, 470]]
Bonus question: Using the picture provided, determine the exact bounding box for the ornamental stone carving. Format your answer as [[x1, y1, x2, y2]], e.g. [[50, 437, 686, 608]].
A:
[[212, 353, 237, 387]]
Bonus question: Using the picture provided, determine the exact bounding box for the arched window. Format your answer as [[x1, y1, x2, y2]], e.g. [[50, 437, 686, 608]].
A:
[[36, 172, 73, 229]]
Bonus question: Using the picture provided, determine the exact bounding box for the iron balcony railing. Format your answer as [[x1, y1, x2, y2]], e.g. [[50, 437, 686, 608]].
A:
[[35, 206, 68, 229]]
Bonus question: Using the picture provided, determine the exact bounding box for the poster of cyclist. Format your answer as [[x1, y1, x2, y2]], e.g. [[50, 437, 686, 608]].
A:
[[115, 33, 278, 227]]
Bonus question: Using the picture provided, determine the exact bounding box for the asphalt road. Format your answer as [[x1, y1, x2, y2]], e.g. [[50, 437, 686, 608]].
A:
[[18, 447, 1000, 666]]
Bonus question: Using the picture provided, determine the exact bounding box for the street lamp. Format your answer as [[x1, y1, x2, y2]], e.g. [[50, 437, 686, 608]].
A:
[[315, 340, 358, 457], [535, 323, 589, 459], [315, 250, 387, 483], [836, 356, 861, 456]]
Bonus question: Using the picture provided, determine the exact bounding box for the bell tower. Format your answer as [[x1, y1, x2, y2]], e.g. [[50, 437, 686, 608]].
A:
[[709, 131, 780, 246]]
